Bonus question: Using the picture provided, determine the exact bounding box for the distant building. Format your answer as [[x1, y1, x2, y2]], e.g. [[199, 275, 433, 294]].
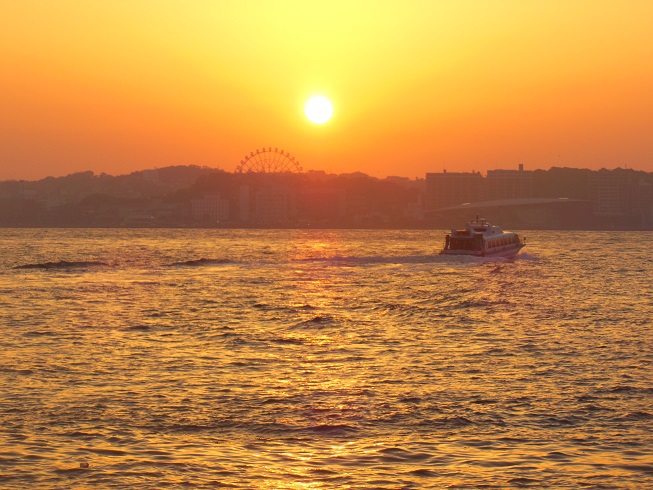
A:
[[425, 170, 482, 210], [254, 185, 294, 224], [589, 168, 653, 227], [0, 181, 25, 200], [590, 168, 634, 216], [238, 186, 250, 223], [484, 164, 533, 200], [190, 194, 230, 223], [297, 187, 347, 225], [141, 169, 160, 184]]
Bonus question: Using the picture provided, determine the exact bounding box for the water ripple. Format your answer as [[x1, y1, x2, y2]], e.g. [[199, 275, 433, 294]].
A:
[[0, 229, 651, 488]]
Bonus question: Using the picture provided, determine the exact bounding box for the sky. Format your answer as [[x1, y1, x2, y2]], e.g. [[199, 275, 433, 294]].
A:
[[1, 0, 653, 180]]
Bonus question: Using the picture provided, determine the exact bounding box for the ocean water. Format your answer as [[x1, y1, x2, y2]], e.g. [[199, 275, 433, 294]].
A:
[[0, 228, 651, 488]]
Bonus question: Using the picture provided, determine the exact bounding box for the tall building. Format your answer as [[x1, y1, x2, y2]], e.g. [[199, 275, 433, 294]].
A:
[[254, 185, 295, 224], [239, 185, 250, 223], [590, 168, 633, 216], [425, 170, 482, 210], [484, 164, 533, 200], [589, 168, 653, 227], [190, 194, 230, 223], [297, 187, 347, 224]]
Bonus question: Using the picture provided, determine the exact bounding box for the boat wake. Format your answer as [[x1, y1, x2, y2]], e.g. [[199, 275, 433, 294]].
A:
[[297, 254, 443, 266], [8, 252, 535, 273]]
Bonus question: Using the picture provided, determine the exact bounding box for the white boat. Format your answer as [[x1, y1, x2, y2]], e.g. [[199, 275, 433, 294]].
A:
[[440, 217, 525, 259]]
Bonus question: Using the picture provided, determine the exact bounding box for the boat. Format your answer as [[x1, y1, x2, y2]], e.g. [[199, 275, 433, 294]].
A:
[[440, 217, 525, 259]]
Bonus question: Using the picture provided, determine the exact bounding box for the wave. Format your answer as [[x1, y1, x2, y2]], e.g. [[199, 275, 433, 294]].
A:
[[298, 254, 442, 265], [515, 253, 539, 261], [124, 325, 153, 332], [616, 464, 653, 475], [611, 411, 653, 422], [13, 260, 108, 270], [290, 315, 340, 330], [602, 385, 653, 395], [418, 415, 475, 428], [379, 447, 433, 463], [168, 258, 231, 267], [306, 423, 358, 435], [296, 252, 539, 266]]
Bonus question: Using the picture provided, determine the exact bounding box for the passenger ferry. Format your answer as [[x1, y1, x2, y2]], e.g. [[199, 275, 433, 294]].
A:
[[440, 217, 525, 259]]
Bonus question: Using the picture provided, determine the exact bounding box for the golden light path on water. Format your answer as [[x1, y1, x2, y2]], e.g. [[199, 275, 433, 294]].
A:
[[0, 229, 651, 488]]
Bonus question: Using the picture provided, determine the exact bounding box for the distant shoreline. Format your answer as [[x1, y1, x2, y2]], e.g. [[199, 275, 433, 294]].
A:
[[2, 225, 653, 231]]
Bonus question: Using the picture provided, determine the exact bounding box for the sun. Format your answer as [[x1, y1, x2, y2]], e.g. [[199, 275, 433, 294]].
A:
[[304, 96, 333, 124]]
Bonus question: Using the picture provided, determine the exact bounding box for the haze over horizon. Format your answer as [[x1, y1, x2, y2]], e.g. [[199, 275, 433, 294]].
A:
[[2, 1, 652, 181]]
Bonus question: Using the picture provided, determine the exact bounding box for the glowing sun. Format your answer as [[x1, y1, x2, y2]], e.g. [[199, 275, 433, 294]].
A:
[[304, 96, 333, 124]]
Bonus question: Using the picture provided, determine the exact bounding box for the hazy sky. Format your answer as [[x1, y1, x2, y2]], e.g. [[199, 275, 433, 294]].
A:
[[2, 0, 652, 180]]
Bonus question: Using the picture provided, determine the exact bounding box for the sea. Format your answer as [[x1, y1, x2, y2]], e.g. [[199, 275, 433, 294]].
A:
[[0, 228, 651, 489]]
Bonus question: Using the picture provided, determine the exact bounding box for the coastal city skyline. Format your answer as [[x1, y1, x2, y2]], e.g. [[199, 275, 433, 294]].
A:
[[3, 162, 652, 230], [2, 1, 653, 180], [2, 159, 651, 181]]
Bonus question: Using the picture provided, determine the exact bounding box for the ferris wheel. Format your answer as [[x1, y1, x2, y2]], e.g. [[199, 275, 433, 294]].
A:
[[236, 147, 302, 173]]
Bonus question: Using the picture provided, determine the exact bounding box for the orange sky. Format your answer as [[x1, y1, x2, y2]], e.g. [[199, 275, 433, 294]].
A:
[[1, 1, 652, 180]]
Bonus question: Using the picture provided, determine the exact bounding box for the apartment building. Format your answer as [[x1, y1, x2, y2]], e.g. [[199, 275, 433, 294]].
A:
[[484, 164, 533, 200], [425, 170, 483, 210]]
